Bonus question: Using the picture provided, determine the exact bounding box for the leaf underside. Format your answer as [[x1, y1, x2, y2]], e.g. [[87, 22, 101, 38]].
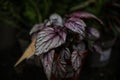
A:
[[70, 11, 104, 25]]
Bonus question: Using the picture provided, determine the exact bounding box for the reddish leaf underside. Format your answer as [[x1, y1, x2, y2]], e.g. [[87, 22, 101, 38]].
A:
[[35, 27, 66, 55], [70, 11, 104, 25]]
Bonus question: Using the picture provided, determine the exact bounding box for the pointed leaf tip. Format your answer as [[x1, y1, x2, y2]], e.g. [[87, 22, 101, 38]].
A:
[[14, 38, 36, 67], [70, 11, 104, 25], [41, 50, 55, 80]]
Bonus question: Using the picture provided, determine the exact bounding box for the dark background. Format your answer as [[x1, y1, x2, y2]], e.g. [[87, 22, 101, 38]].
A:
[[0, 0, 120, 80]]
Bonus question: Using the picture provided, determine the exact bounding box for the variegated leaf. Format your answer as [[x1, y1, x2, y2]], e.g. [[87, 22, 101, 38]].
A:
[[70, 11, 103, 25], [35, 27, 66, 55], [41, 50, 55, 80], [29, 23, 45, 35], [64, 17, 86, 34], [60, 48, 71, 60], [72, 42, 86, 71], [71, 51, 81, 71], [52, 60, 66, 78]]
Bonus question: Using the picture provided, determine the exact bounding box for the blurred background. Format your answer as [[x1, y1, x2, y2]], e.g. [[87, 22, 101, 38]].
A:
[[0, 0, 120, 80]]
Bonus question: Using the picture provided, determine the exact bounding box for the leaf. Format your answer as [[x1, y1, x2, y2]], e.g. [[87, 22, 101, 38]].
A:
[[93, 44, 102, 53], [49, 13, 63, 26], [73, 41, 86, 54], [35, 27, 66, 55], [65, 65, 74, 78], [29, 23, 45, 35], [70, 11, 103, 25], [64, 17, 86, 34], [71, 51, 82, 71], [41, 50, 55, 80], [100, 48, 111, 62], [52, 59, 66, 78], [14, 38, 36, 67], [60, 48, 71, 60], [87, 27, 100, 40], [44, 19, 52, 26], [71, 42, 86, 71], [44, 13, 63, 27]]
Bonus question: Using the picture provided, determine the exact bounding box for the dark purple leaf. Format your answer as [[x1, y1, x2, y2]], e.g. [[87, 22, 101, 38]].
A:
[[60, 48, 71, 60], [101, 38, 116, 49], [65, 65, 74, 78], [73, 41, 86, 53], [64, 17, 86, 34], [70, 11, 103, 25], [35, 27, 66, 55], [52, 60, 66, 78], [78, 33, 85, 40], [74, 68, 81, 75], [29, 23, 45, 35], [93, 44, 102, 53], [71, 51, 81, 71], [87, 27, 100, 39], [41, 50, 55, 80]]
